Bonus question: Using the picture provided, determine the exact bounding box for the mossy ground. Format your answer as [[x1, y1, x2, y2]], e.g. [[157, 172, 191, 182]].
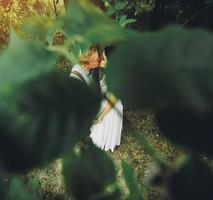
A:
[[27, 110, 178, 200]]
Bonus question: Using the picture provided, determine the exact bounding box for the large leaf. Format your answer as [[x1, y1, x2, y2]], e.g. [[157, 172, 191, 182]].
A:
[[106, 26, 213, 111], [0, 31, 100, 172], [106, 26, 213, 155], [63, 146, 117, 200], [168, 155, 213, 200], [156, 108, 213, 156], [62, 0, 129, 51], [0, 73, 99, 172], [0, 30, 53, 104]]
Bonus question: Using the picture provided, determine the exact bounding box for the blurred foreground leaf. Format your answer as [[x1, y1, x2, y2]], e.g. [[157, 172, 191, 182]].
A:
[[21, 16, 58, 42], [106, 26, 213, 112], [0, 73, 99, 172], [61, 0, 137, 61], [0, 30, 53, 102], [63, 146, 117, 200], [8, 177, 40, 200], [0, 31, 100, 172], [63, 0, 127, 45], [168, 155, 213, 200], [106, 26, 213, 155], [156, 109, 213, 156]]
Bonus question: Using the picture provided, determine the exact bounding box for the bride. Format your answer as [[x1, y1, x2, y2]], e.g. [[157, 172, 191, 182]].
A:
[[70, 47, 123, 152]]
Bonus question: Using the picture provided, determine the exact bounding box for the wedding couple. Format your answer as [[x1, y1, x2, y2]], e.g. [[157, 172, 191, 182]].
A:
[[70, 46, 123, 152]]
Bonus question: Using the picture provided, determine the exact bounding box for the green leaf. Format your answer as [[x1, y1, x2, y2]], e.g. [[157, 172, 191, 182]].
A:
[[0, 31, 100, 172], [106, 6, 116, 16], [8, 177, 41, 200], [106, 26, 213, 112], [21, 16, 60, 42], [115, 1, 128, 10], [119, 15, 136, 27], [106, 25, 213, 155], [156, 108, 213, 156], [121, 160, 143, 200], [119, 14, 127, 26], [63, 146, 117, 200], [63, 0, 127, 46], [0, 72, 100, 172], [168, 155, 213, 200], [0, 30, 54, 103]]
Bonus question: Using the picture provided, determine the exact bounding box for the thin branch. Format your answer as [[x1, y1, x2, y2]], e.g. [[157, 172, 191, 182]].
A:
[[182, 3, 213, 26]]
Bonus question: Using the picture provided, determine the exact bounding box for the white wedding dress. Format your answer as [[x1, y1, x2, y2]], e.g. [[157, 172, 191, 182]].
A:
[[70, 64, 123, 152]]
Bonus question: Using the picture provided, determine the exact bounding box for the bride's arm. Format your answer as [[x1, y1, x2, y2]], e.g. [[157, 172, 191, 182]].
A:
[[95, 93, 117, 123]]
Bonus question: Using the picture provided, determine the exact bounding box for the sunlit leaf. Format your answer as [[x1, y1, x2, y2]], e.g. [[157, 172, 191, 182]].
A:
[[21, 16, 59, 42], [0, 30, 54, 102], [119, 15, 136, 28], [115, 2, 128, 10], [63, 0, 127, 45]]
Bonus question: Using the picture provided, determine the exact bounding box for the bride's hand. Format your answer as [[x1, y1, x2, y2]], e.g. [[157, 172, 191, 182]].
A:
[[93, 117, 102, 124]]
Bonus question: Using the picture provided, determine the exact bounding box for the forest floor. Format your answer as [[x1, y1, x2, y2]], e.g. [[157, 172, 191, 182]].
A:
[[26, 109, 178, 200]]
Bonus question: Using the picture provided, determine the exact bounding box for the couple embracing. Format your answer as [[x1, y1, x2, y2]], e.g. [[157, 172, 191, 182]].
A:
[[70, 46, 123, 152]]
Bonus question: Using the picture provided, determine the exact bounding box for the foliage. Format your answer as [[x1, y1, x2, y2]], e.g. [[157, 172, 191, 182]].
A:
[[0, 174, 41, 200], [0, 0, 213, 199], [0, 0, 65, 47], [63, 146, 119, 200], [168, 155, 213, 200], [106, 26, 213, 156], [8, 177, 41, 200], [106, 26, 213, 112], [102, 0, 154, 28], [61, 0, 136, 64], [0, 30, 99, 172]]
